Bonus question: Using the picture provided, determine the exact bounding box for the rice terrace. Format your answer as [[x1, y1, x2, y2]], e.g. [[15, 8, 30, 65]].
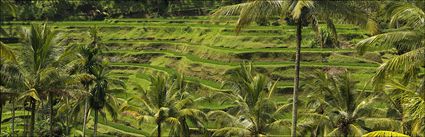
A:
[[0, 0, 424, 137]]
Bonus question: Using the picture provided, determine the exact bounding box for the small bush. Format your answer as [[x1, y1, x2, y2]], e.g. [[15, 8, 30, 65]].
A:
[[362, 52, 383, 63]]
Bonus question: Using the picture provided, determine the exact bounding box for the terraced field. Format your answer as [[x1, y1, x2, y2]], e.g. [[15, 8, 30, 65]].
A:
[[2, 17, 381, 136]]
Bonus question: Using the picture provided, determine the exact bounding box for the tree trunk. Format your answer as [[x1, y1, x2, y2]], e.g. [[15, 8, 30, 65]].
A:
[[157, 121, 161, 137], [180, 118, 190, 137], [23, 102, 27, 136], [11, 100, 15, 137], [0, 105, 2, 134], [49, 92, 54, 137], [66, 97, 70, 135], [325, 17, 339, 48], [291, 17, 302, 137], [82, 86, 89, 137], [94, 109, 98, 137], [29, 98, 36, 137]]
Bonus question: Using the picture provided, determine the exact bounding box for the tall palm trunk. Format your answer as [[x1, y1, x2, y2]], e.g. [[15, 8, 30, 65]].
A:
[[65, 97, 70, 135], [0, 104, 2, 134], [23, 102, 27, 136], [49, 92, 54, 137], [291, 17, 302, 137], [93, 109, 98, 137], [11, 100, 15, 137], [157, 121, 161, 137], [180, 118, 190, 137], [82, 85, 89, 137], [29, 98, 36, 137]]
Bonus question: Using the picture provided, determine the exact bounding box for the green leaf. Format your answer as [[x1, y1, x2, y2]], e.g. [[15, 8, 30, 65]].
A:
[[362, 131, 409, 137]]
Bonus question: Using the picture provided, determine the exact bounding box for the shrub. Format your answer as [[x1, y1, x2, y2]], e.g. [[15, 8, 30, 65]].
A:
[[362, 52, 383, 63]]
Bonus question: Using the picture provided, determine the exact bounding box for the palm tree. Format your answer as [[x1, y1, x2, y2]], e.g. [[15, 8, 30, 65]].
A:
[[355, 2, 424, 136], [0, 39, 22, 137], [212, 1, 372, 136], [44, 68, 73, 137], [122, 73, 207, 137], [62, 27, 103, 137], [0, 42, 20, 135], [0, 65, 21, 136], [88, 62, 124, 136], [303, 71, 400, 137], [16, 23, 64, 137], [357, 1, 425, 86], [208, 63, 282, 136]]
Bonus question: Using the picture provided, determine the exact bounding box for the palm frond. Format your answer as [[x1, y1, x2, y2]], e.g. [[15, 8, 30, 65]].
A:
[[179, 108, 207, 121], [164, 117, 180, 126], [0, 41, 17, 63], [292, 0, 314, 19], [268, 119, 292, 129], [18, 88, 41, 101], [207, 110, 238, 126], [315, 1, 370, 26], [387, 2, 425, 28], [211, 2, 251, 17], [359, 118, 401, 131], [326, 127, 342, 137], [362, 131, 409, 137], [372, 48, 424, 85], [357, 30, 422, 54], [274, 103, 292, 114], [411, 119, 425, 136], [212, 0, 288, 33], [349, 124, 365, 136]]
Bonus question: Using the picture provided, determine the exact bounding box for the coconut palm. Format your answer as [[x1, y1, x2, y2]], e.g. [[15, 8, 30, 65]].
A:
[[0, 5, 18, 133], [62, 27, 103, 137], [357, 1, 425, 86], [212, 1, 372, 135], [207, 63, 282, 136], [303, 71, 401, 137], [122, 73, 207, 137], [88, 62, 124, 136], [15, 23, 66, 137], [0, 63, 23, 136], [0, 43, 20, 135]]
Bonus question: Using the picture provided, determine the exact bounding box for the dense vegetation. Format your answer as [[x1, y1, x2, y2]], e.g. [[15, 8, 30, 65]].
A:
[[1, 0, 424, 137]]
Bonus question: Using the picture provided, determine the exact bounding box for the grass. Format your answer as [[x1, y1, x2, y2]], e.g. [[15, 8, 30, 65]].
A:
[[1, 17, 380, 136]]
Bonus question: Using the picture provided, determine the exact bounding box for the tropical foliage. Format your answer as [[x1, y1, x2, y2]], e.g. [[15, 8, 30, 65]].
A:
[[303, 71, 400, 136], [208, 63, 281, 136], [1, 1, 424, 137], [122, 73, 207, 137]]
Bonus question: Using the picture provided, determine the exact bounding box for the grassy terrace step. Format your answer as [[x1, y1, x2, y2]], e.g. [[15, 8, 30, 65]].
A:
[[1, 111, 28, 124], [7, 21, 363, 31], [102, 40, 356, 53], [110, 63, 223, 90], [101, 40, 372, 64], [109, 62, 373, 91], [97, 119, 148, 137], [107, 50, 379, 69], [7, 21, 279, 29]]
